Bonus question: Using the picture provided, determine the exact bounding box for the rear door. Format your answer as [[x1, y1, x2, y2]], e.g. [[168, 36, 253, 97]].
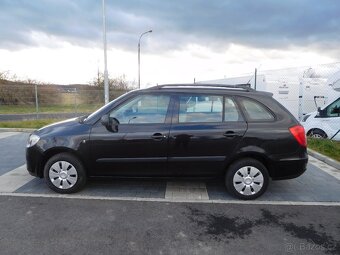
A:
[[167, 93, 247, 176]]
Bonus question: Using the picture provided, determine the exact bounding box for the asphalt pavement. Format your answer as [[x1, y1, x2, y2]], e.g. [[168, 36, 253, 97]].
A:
[[0, 196, 339, 255], [0, 131, 340, 255]]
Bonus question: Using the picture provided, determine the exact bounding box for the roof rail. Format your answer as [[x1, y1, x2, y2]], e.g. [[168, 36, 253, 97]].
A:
[[148, 83, 254, 92]]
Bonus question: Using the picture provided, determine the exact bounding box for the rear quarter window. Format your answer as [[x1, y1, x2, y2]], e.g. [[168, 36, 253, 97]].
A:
[[238, 97, 275, 121]]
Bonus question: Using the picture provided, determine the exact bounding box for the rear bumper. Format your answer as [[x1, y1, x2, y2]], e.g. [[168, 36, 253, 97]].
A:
[[268, 153, 308, 180]]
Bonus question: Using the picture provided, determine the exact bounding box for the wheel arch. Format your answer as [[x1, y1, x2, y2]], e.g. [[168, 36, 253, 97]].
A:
[[306, 128, 328, 138], [225, 152, 272, 178], [39, 147, 86, 178]]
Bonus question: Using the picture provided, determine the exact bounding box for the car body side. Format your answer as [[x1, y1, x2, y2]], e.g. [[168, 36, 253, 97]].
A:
[[26, 88, 308, 180]]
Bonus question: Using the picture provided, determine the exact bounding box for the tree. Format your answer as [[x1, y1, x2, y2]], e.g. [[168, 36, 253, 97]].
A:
[[0, 70, 50, 85], [90, 71, 134, 90], [0, 71, 17, 82]]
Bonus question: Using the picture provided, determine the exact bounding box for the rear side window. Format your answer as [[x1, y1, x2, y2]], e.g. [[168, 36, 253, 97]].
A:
[[239, 98, 274, 121], [224, 97, 243, 122], [179, 95, 223, 123]]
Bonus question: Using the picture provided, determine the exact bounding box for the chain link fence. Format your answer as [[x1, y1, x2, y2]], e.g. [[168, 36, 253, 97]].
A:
[[0, 83, 127, 121]]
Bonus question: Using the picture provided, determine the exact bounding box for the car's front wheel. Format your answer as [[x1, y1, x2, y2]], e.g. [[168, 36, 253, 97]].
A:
[[226, 158, 269, 200], [44, 153, 87, 194], [309, 129, 327, 139]]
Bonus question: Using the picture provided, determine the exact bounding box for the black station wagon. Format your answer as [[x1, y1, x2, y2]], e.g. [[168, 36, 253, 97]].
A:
[[26, 84, 308, 199]]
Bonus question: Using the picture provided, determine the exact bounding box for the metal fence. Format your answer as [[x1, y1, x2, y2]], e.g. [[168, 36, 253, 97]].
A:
[[0, 84, 127, 121]]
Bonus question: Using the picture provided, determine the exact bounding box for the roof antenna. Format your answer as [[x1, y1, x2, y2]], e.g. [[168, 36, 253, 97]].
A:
[[246, 69, 255, 84], [246, 65, 261, 89]]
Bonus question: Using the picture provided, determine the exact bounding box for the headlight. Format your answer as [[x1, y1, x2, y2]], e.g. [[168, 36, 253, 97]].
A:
[[27, 134, 40, 148]]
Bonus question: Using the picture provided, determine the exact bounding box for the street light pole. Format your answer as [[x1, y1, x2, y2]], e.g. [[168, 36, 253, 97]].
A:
[[102, 0, 109, 104], [138, 30, 152, 89]]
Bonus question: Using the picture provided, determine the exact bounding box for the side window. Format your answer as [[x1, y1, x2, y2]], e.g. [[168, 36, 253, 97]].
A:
[[179, 95, 223, 123], [110, 94, 170, 124], [239, 98, 274, 121], [325, 98, 340, 117], [224, 97, 243, 122]]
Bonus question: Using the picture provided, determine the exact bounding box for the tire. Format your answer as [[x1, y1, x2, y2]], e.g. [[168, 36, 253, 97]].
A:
[[309, 129, 327, 139], [44, 153, 87, 194], [226, 158, 269, 200]]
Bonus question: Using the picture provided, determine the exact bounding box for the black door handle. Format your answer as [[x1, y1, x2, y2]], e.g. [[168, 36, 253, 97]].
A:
[[151, 133, 166, 140], [223, 131, 236, 138]]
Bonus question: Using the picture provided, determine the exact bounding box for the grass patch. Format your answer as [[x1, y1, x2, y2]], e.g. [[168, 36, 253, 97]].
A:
[[308, 138, 340, 162], [0, 119, 63, 129], [0, 104, 103, 114]]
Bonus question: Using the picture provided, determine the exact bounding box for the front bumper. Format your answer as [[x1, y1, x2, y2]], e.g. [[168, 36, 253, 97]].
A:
[[26, 145, 44, 178]]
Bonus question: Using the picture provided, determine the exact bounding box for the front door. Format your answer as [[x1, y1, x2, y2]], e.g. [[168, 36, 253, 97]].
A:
[[89, 93, 173, 176], [320, 97, 340, 139], [167, 94, 247, 176]]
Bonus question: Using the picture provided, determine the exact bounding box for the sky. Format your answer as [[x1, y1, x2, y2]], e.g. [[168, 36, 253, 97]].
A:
[[0, 0, 339, 87]]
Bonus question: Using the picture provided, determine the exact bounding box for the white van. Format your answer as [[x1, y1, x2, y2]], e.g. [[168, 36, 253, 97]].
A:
[[302, 97, 340, 140]]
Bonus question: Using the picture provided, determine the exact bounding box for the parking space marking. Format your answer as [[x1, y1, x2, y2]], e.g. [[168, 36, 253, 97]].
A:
[[165, 181, 209, 200], [1, 154, 338, 203], [0, 132, 20, 140], [309, 155, 340, 181], [1, 192, 340, 206], [0, 165, 35, 193]]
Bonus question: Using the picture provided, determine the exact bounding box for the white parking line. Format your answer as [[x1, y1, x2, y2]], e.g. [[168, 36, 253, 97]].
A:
[[0, 192, 340, 206], [309, 155, 340, 181], [0, 132, 20, 140], [0, 165, 34, 193], [165, 181, 209, 200]]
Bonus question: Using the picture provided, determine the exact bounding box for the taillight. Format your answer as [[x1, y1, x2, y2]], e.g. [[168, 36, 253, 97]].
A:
[[289, 125, 307, 147]]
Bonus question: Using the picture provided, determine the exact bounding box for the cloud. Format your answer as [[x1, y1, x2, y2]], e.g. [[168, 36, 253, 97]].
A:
[[0, 0, 339, 53]]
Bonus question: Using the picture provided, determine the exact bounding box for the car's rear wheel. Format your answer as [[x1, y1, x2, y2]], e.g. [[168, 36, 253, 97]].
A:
[[44, 153, 86, 194], [226, 158, 269, 200]]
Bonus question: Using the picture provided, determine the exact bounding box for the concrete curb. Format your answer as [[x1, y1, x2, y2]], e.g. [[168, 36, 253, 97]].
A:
[[308, 148, 340, 170], [0, 128, 36, 133]]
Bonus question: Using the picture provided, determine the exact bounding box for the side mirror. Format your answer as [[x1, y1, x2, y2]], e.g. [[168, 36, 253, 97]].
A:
[[111, 117, 120, 132], [100, 115, 119, 132], [100, 114, 110, 127], [317, 107, 326, 117], [331, 106, 340, 114]]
